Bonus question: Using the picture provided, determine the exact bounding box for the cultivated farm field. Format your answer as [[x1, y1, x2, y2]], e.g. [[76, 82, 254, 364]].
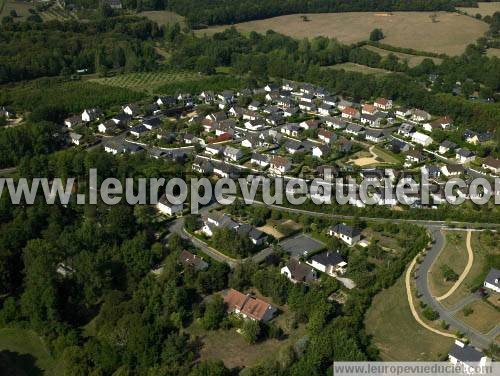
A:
[[138, 10, 185, 27], [197, 12, 488, 56], [89, 70, 202, 93]]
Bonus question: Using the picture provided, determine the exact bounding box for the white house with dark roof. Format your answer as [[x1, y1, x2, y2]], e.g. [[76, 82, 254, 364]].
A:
[[156, 195, 183, 216], [448, 340, 490, 374], [328, 223, 361, 246], [411, 132, 433, 146], [456, 148, 475, 164], [306, 250, 347, 276], [439, 140, 457, 155], [483, 268, 500, 293], [281, 258, 317, 284]]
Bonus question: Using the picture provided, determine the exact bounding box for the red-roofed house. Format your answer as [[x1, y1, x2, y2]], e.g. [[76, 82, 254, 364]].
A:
[[223, 288, 277, 322], [341, 107, 360, 120], [374, 98, 393, 110]]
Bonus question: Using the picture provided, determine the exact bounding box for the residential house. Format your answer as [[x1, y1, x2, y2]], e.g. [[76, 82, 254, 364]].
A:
[[248, 101, 261, 111], [111, 113, 131, 126], [328, 223, 361, 246], [213, 162, 238, 179], [244, 119, 266, 131], [69, 132, 83, 146], [281, 123, 302, 137], [98, 120, 118, 134], [456, 148, 475, 164], [156, 195, 183, 216], [431, 116, 453, 130], [325, 117, 346, 130], [0, 106, 15, 119], [81, 108, 103, 122], [317, 165, 340, 180], [464, 130, 493, 145], [207, 111, 227, 123], [299, 101, 316, 112], [300, 119, 321, 130], [264, 83, 279, 92], [397, 123, 416, 137], [345, 124, 365, 137], [270, 156, 292, 175], [285, 140, 305, 154], [192, 158, 213, 175], [205, 144, 224, 156], [64, 115, 82, 128], [178, 250, 208, 271], [374, 97, 393, 110], [395, 107, 412, 118], [360, 113, 385, 127], [283, 106, 299, 117], [365, 129, 386, 143], [362, 103, 378, 115], [405, 149, 425, 165], [236, 224, 268, 246], [337, 99, 353, 111], [411, 132, 433, 146], [388, 139, 410, 153], [483, 268, 500, 293], [448, 340, 490, 374], [281, 258, 317, 284], [482, 157, 500, 174], [157, 96, 176, 107], [318, 103, 333, 116], [251, 153, 269, 167], [223, 289, 277, 323], [411, 109, 431, 122], [301, 93, 314, 103], [318, 129, 336, 144], [306, 250, 347, 276], [241, 135, 260, 149], [199, 91, 215, 104], [323, 96, 337, 106], [421, 165, 441, 179], [439, 140, 457, 155], [341, 107, 360, 120], [129, 124, 148, 137], [223, 146, 243, 162], [312, 144, 330, 159], [122, 104, 141, 117], [142, 116, 161, 130], [441, 164, 464, 177]]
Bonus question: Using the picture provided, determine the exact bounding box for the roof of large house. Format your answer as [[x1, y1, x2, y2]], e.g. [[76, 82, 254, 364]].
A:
[[271, 156, 290, 167], [448, 341, 485, 366], [223, 288, 274, 321], [285, 258, 315, 282], [483, 157, 500, 169], [331, 223, 361, 238], [178, 250, 208, 270], [342, 107, 359, 116], [456, 148, 475, 158], [310, 250, 345, 267], [484, 268, 500, 288]]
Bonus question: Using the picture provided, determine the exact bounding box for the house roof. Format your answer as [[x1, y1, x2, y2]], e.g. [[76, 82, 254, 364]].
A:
[[448, 341, 485, 366], [285, 258, 315, 282], [179, 250, 208, 270], [440, 140, 457, 149], [251, 153, 268, 163], [457, 148, 475, 158], [375, 97, 390, 106], [223, 289, 274, 321], [342, 107, 359, 116], [332, 223, 361, 238], [310, 250, 344, 267], [271, 156, 290, 167], [484, 268, 500, 288], [483, 157, 500, 169], [346, 124, 364, 133]]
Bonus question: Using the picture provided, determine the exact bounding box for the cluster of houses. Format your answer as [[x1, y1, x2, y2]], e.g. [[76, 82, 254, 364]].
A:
[[201, 211, 268, 246]]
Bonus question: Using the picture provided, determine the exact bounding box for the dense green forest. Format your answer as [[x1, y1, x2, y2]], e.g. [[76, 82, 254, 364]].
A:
[[0, 16, 161, 83]]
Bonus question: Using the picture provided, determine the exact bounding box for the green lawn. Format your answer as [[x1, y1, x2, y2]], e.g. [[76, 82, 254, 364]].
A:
[[365, 275, 453, 361], [428, 231, 469, 298], [326, 62, 391, 76], [89, 70, 203, 93], [442, 231, 500, 308], [454, 300, 500, 334], [0, 327, 58, 375]]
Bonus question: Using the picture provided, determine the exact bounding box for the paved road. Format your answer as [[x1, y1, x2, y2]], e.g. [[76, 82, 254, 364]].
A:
[[414, 228, 499, 349]]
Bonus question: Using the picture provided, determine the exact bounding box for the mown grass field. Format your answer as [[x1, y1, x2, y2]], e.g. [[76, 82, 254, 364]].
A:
[[89, 70, 203, 93], [365, 275, 453, 360], [327, 62, 390, 76], [362, 45, 442, 67], [0, 327, 58, 375], [454, 299, 500, 334], [458, 2, 500, 17], [138, 10, 185, 27], [428, 231, 469, 298], [196, 12, 488, 56], [442, 231, 500, 309], [0, 0, 33, 20]]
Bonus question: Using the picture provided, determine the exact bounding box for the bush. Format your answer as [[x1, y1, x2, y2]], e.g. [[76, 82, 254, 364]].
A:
[[440, 265, 459, 282], [462, 307, 474, 317], [422, 307, 439, 321]]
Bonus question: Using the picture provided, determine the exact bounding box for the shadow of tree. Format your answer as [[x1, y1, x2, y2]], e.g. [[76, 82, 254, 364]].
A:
[[0, 350, 43, 376]]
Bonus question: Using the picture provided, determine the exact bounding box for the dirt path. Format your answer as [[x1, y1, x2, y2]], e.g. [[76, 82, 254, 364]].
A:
[[436, 230, 473, 301], [405, 253, 457, 339]]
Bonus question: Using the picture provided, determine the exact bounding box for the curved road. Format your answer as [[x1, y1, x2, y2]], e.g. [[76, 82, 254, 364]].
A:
[[414, 228, 499, 349]]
